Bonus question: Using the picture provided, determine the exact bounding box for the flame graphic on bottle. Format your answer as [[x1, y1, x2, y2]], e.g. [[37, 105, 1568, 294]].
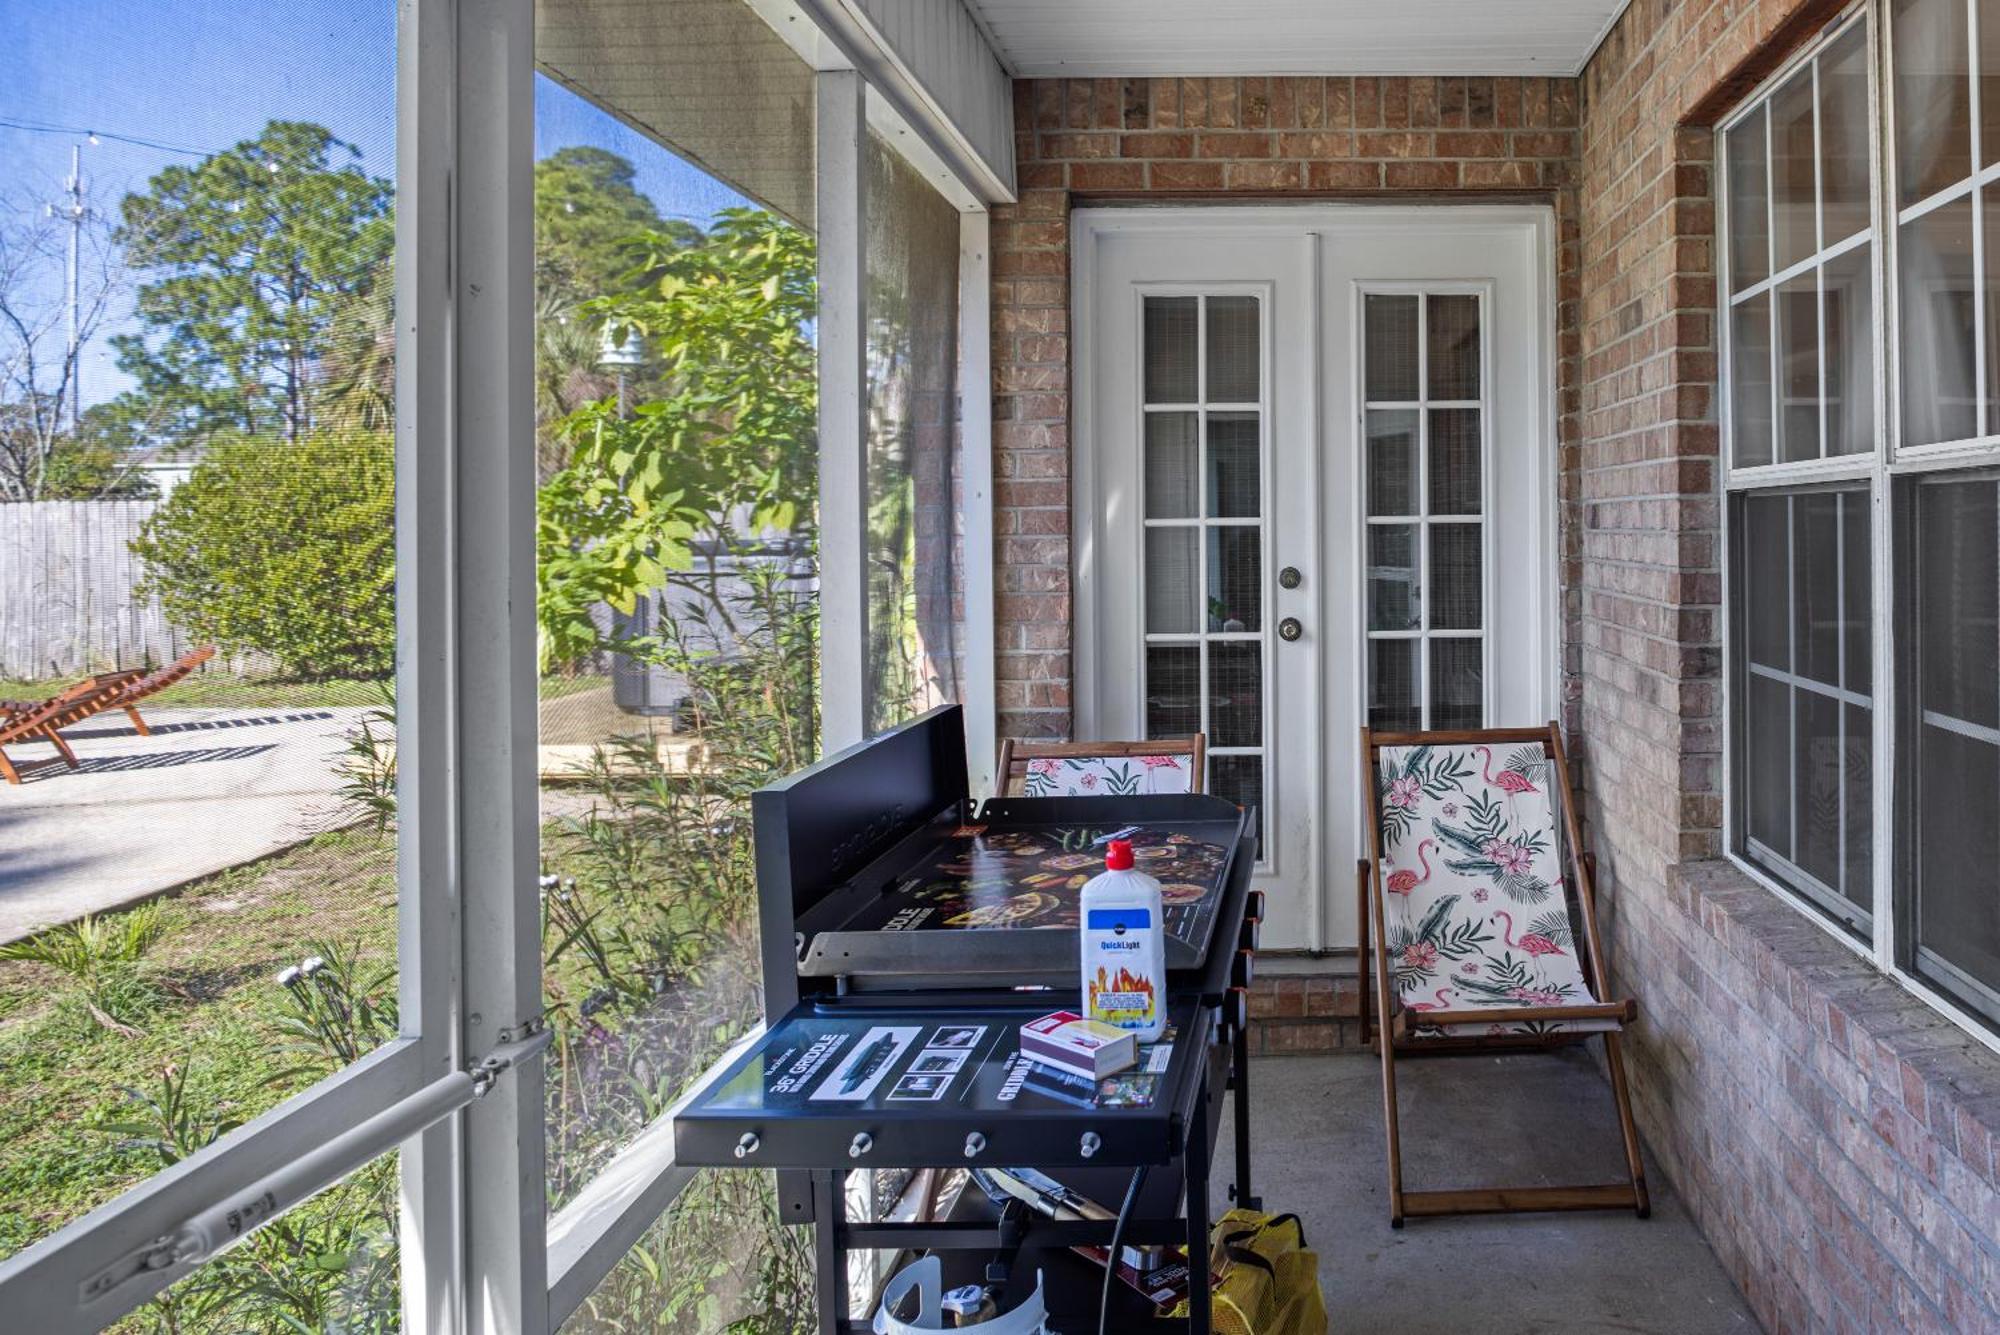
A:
[[1090, 964, 1157, 1018]]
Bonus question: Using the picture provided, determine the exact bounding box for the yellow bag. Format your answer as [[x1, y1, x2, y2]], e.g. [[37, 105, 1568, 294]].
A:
[[1169, 1208, 1327, 1335]]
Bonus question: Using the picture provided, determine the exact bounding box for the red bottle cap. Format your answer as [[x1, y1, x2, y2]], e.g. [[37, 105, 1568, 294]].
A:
[[1105, 839, 1134, 871]]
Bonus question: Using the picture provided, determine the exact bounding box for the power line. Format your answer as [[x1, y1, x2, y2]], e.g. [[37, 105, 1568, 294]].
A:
[[0, 115, 215, 158]]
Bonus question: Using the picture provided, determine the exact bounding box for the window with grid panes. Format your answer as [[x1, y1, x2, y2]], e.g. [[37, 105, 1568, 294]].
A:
[[1719, 0, 2000, 1035]]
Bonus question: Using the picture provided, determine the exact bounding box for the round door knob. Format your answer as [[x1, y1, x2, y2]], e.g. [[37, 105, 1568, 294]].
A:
[[1278, 566, 1303, 589], [1278, 617, 1303, 642]]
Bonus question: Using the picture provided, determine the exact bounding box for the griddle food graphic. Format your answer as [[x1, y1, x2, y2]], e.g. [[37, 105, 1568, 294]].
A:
[[871, 825, 1229, 943]]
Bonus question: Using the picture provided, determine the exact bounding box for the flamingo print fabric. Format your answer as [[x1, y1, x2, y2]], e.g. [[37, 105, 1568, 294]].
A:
[[1019, 754, 1194, 797], [1373, 742, 1613, 1036]]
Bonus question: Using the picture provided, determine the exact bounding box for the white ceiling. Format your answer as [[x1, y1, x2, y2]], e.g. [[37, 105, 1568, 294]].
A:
[[958, 0, 1631, 79]]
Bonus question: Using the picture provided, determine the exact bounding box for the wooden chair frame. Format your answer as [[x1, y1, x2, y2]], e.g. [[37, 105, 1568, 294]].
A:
[[1357, 722, 1650, 1226], [993, 734, 1207, 798], [0, 679, 132, 784]]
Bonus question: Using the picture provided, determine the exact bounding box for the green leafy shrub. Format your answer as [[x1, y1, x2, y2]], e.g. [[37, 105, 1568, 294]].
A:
[[132, 429, 394, 680]]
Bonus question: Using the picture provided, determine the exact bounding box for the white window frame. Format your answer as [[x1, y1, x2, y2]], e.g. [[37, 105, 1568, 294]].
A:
[[0, 0, 1008, 1329], [1718, 0, 2000, 1055]]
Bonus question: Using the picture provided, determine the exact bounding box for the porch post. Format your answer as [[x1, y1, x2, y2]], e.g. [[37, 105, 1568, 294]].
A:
[[393, 0, 466, 1328], [817, 69, 869, 750], [452, 0, 549, 1329]]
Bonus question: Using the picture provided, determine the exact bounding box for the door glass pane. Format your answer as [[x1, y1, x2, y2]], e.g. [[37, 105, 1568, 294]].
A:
[[1206, 411, 1261, 517], [1428, 408, 1481, 515], [1731, 291, 1775, 467], [1145, 412, 1199, 517], [1145, 644, 1202, 738], [1209, 754, 1265, 846], [1363, 294, 1419, 400], [1985, 0, 2000, 166], [1984, 189, 2000, 432], [1145, 296, 1199, 402], [1429, 525, 1483, 630], [1820, 23, 1872, 245], [1368, 639, 1422, 731], [1429, 638, 1483, 731], [1917, 478, 1999, 728], [534, 0, 818, 1232], [0, 0, 403, 1283], [1366, 409, 1419, 515], [1208, 642, 1262, 747], [1770, 63, 1819, 272], [1726, 105, 1771, 292], [1899, 197, 1980, 446], [1777, 272, 1822, 462], [1823, 242, 1875, 456], [1206, 527, 1262, 631], [1206, 295, 1260, 402], [1426, 294, 1480, 399], [1146, 527, 1200, 633], [1368, 525, 1420, 631], [1893, 0, 1972, 206]]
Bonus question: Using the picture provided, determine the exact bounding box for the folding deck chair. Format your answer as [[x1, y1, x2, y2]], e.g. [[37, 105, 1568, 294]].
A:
[[0, 678, 132, 784], [96, 645, 217, 736], [993, 734, 1207, 797], [1357, 723, 1649, 1226]]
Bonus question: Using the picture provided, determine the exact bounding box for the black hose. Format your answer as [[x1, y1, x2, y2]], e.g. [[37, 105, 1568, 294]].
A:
[[1099, 1165, 1148, 1335]]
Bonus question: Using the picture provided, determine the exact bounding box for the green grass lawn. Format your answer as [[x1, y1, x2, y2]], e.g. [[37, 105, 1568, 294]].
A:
[[0, 671, 606, 712], [0, 829, 399, 1258]]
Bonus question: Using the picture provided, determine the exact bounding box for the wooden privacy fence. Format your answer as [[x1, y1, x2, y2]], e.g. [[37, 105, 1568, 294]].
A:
[[0, 501, 211, 680]]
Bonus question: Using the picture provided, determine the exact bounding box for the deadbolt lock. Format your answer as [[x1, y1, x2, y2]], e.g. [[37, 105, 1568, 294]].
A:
[[1278, 566, 1302, 589]]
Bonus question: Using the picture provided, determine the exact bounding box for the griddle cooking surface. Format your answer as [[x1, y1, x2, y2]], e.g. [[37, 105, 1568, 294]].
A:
[[793, 807, 1247, 983]]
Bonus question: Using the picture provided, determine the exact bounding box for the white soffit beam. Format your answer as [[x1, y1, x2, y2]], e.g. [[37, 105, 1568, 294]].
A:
[[961, 0, 1633, 80], [750, 0, 1017, 205]]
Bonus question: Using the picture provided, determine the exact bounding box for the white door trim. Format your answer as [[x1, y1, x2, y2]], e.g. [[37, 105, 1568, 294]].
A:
[[1072, 203, 1561, 951]]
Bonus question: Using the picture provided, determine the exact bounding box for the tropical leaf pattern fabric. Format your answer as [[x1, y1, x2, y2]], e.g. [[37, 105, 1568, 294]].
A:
[[1020, 754, 1193, 798], [1373, 742, 1613, 1036]]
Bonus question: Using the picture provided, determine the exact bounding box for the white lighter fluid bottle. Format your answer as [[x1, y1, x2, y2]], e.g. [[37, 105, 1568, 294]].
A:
[[1079, 839, 1167, 1042]]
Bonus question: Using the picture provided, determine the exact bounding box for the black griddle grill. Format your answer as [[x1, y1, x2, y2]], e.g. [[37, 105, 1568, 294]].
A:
[[673, 705, 1262, 1332]]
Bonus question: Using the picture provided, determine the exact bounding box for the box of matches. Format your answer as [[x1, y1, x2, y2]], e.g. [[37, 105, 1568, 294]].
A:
[[1019, 1011, 1136, 1082]]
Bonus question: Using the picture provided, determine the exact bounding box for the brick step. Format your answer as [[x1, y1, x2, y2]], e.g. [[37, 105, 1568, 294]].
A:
[[1244, 968, 1365, 1054]]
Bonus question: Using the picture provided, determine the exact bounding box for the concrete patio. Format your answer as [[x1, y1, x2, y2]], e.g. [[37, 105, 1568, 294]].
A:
[[0, 706, 366, 942], [1213, 1053, 1757, 1333]]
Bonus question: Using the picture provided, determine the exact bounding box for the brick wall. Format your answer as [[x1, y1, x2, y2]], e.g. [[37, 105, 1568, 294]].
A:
[[987, 74, 1585, 742], [1577, 0, 2000, 1330]]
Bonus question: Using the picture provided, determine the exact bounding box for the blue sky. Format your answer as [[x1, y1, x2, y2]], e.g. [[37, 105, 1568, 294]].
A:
[[4, 0, 750, 411]]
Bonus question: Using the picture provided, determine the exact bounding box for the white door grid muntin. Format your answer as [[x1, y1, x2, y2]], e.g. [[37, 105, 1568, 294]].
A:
[[1074, 204, 1561, 953]]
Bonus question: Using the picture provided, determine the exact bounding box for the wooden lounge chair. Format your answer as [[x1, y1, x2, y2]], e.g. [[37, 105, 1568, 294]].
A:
[[1356, 723, 1649, 1226], [994, 735, 1207, 798], [96, 645, 216, 736], [0, 678, 132, 784]]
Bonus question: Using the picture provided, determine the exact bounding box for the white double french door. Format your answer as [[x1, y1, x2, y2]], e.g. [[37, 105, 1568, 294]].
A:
[[1074, 206, 1558, 951]]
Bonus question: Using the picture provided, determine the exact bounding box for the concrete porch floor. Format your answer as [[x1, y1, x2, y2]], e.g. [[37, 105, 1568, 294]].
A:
[[1213, 1052, 1759, 1333]]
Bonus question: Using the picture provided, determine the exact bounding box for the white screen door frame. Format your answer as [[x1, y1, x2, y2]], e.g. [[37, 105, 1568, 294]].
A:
[[1073, 204, 1560, 953]]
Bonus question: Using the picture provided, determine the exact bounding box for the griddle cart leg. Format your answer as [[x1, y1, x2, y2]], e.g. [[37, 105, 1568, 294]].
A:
[[814, 1170, 846, 1335], [1231, 1019, 1258, 1211], [1186, 1069, 1214, 1334]]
